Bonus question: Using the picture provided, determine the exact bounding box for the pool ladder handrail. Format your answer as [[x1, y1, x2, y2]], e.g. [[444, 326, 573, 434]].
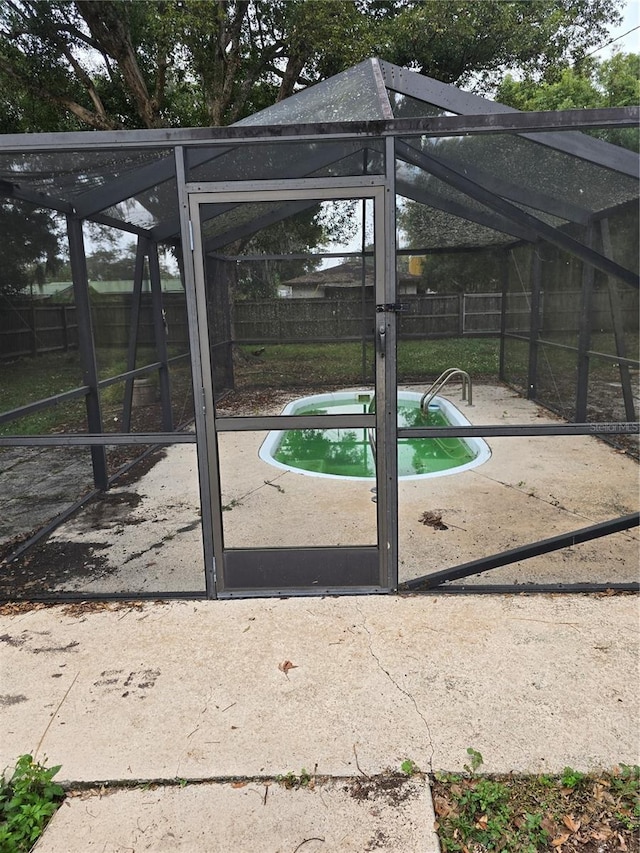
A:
[[420, 368, 472, 413]]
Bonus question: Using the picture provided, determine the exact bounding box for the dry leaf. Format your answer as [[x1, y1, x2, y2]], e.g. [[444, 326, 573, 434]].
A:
[[562, 814, 580, 833], [278, 660, 298, 675], [551, 832, 570, 847], [433, 795, 452, 817]]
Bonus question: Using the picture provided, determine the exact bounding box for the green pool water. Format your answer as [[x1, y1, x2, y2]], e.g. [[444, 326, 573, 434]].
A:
[[272, 395, 477, 478]]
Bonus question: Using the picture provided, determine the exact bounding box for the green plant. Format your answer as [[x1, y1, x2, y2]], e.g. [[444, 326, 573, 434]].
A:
[[0, 754, 64, 852], [560, 766, 585, 789], [433, 755, 640, 853], [464, 747, 484, 775], [400, 758, 420, 776], [275, 768, 312, 789]]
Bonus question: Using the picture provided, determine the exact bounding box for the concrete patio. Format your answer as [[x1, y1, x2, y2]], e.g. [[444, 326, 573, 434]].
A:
[[1, 593, 638, 851]]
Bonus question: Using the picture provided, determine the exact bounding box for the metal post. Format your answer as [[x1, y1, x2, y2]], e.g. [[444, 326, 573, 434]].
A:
[[66, 215, 108, 491], [377, 137, 399, 591], [498, 251, 509, 380], [361, 197, 368, 384], [121, 237, 146, 431], [575, 224, 595, 421], [148, 240, 174, 431], [526, 244, 542, 400], [361, 148, 368, 385], [600, 218, 636, 421], [175, 147, 217, 598]]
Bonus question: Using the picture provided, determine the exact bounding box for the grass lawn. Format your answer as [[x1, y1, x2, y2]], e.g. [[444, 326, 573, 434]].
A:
[[233, 337, 501, 389]]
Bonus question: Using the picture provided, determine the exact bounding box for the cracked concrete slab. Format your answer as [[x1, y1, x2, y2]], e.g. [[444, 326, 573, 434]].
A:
[[2, 594, 638, 850], [2, 595, 638, 780], [35, 777, 438, 853]]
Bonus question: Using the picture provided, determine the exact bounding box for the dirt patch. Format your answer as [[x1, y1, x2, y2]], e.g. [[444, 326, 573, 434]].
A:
[[347, 772, 420, 806], [0, 540, 113, 598], [67, 491, 145, 533]]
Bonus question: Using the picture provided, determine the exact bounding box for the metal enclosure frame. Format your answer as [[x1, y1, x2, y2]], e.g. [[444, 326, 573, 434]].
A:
[[0, 58, 638, 600]]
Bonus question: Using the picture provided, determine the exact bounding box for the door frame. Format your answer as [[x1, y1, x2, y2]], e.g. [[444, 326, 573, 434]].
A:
[[183, 174, 398, 597]]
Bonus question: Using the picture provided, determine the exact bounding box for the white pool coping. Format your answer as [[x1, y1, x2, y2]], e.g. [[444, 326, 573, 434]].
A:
[[258, 389, 491, 480]]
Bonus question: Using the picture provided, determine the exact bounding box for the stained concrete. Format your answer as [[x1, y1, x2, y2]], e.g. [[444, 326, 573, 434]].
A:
[[34, 778, 437, 853], [1, 381, 638, 849], [2, 594, 638, 850], [13, 382, 636, 595]]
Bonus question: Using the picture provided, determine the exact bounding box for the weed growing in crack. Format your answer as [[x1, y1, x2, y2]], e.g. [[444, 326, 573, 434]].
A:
[[401, 759, 420, 776], [0, 755, 64, 851], [275, 769, 313, 790]]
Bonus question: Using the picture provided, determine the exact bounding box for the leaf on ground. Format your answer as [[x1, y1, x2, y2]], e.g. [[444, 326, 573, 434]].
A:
[[551, 832, 571, 847], [278, 660, 298, 675], [562, 814, 580, 833], [433, 794, 453, 817]]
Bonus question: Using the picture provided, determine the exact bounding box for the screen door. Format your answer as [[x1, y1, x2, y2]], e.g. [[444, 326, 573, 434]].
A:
[[188, 183, 397, 596]]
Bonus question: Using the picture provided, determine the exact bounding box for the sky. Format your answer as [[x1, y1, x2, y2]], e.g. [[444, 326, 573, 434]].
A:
[[590, 0, 640, 58]]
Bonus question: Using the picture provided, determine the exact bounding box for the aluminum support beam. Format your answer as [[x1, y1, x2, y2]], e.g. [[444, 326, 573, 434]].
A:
[[66, 215, 108, 491], [396, 141, 639, 288], [398, 141, 591, 225], [1, 107, 637, 154], [176, 147, 218, 598], [600, 218, 637, 422], [396, 177, 535, 243], [401, 513, 639, 590]]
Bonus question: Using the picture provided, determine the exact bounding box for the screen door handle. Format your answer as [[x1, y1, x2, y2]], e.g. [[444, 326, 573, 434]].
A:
[[378, 324, 386, 357]]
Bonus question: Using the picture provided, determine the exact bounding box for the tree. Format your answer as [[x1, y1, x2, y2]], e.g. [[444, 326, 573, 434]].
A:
[[0, 201, 61, 297], [496, 51, 640, 150], [0, 0, 623, 133], [233, 200, 358, 299]]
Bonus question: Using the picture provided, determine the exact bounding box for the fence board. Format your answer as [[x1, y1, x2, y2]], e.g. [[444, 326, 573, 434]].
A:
[[3, 288, 635, 360]]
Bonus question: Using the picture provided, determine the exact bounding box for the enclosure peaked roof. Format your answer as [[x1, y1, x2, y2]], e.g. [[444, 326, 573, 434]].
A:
[[0, 57, 637, 278], [235, 59, 393, 125]]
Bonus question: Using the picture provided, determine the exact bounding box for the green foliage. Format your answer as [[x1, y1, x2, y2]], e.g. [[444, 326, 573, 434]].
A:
[[464, 747, 484, 774], [400, 758, 420, 776], [376, 0, 623, 89], [0, 755, 64, 852], [560, 766, 586, 789], [231, 337, 500, 389], [434, 757, 640, 853], [0, 1, 623, 133], [0, 202, 62, 298], [496, 51, 640, 151], [276, 768, 312, 789]]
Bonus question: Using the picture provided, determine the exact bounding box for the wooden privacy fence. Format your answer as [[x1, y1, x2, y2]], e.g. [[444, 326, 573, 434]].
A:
[[0, 302, 78, 358], [2, 289, 637, 359], [0, 294, 188, 359], [234, 292, 508, 342]]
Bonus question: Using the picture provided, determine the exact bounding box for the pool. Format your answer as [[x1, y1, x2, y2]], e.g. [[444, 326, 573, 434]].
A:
[[259, 391, 491, 480]]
